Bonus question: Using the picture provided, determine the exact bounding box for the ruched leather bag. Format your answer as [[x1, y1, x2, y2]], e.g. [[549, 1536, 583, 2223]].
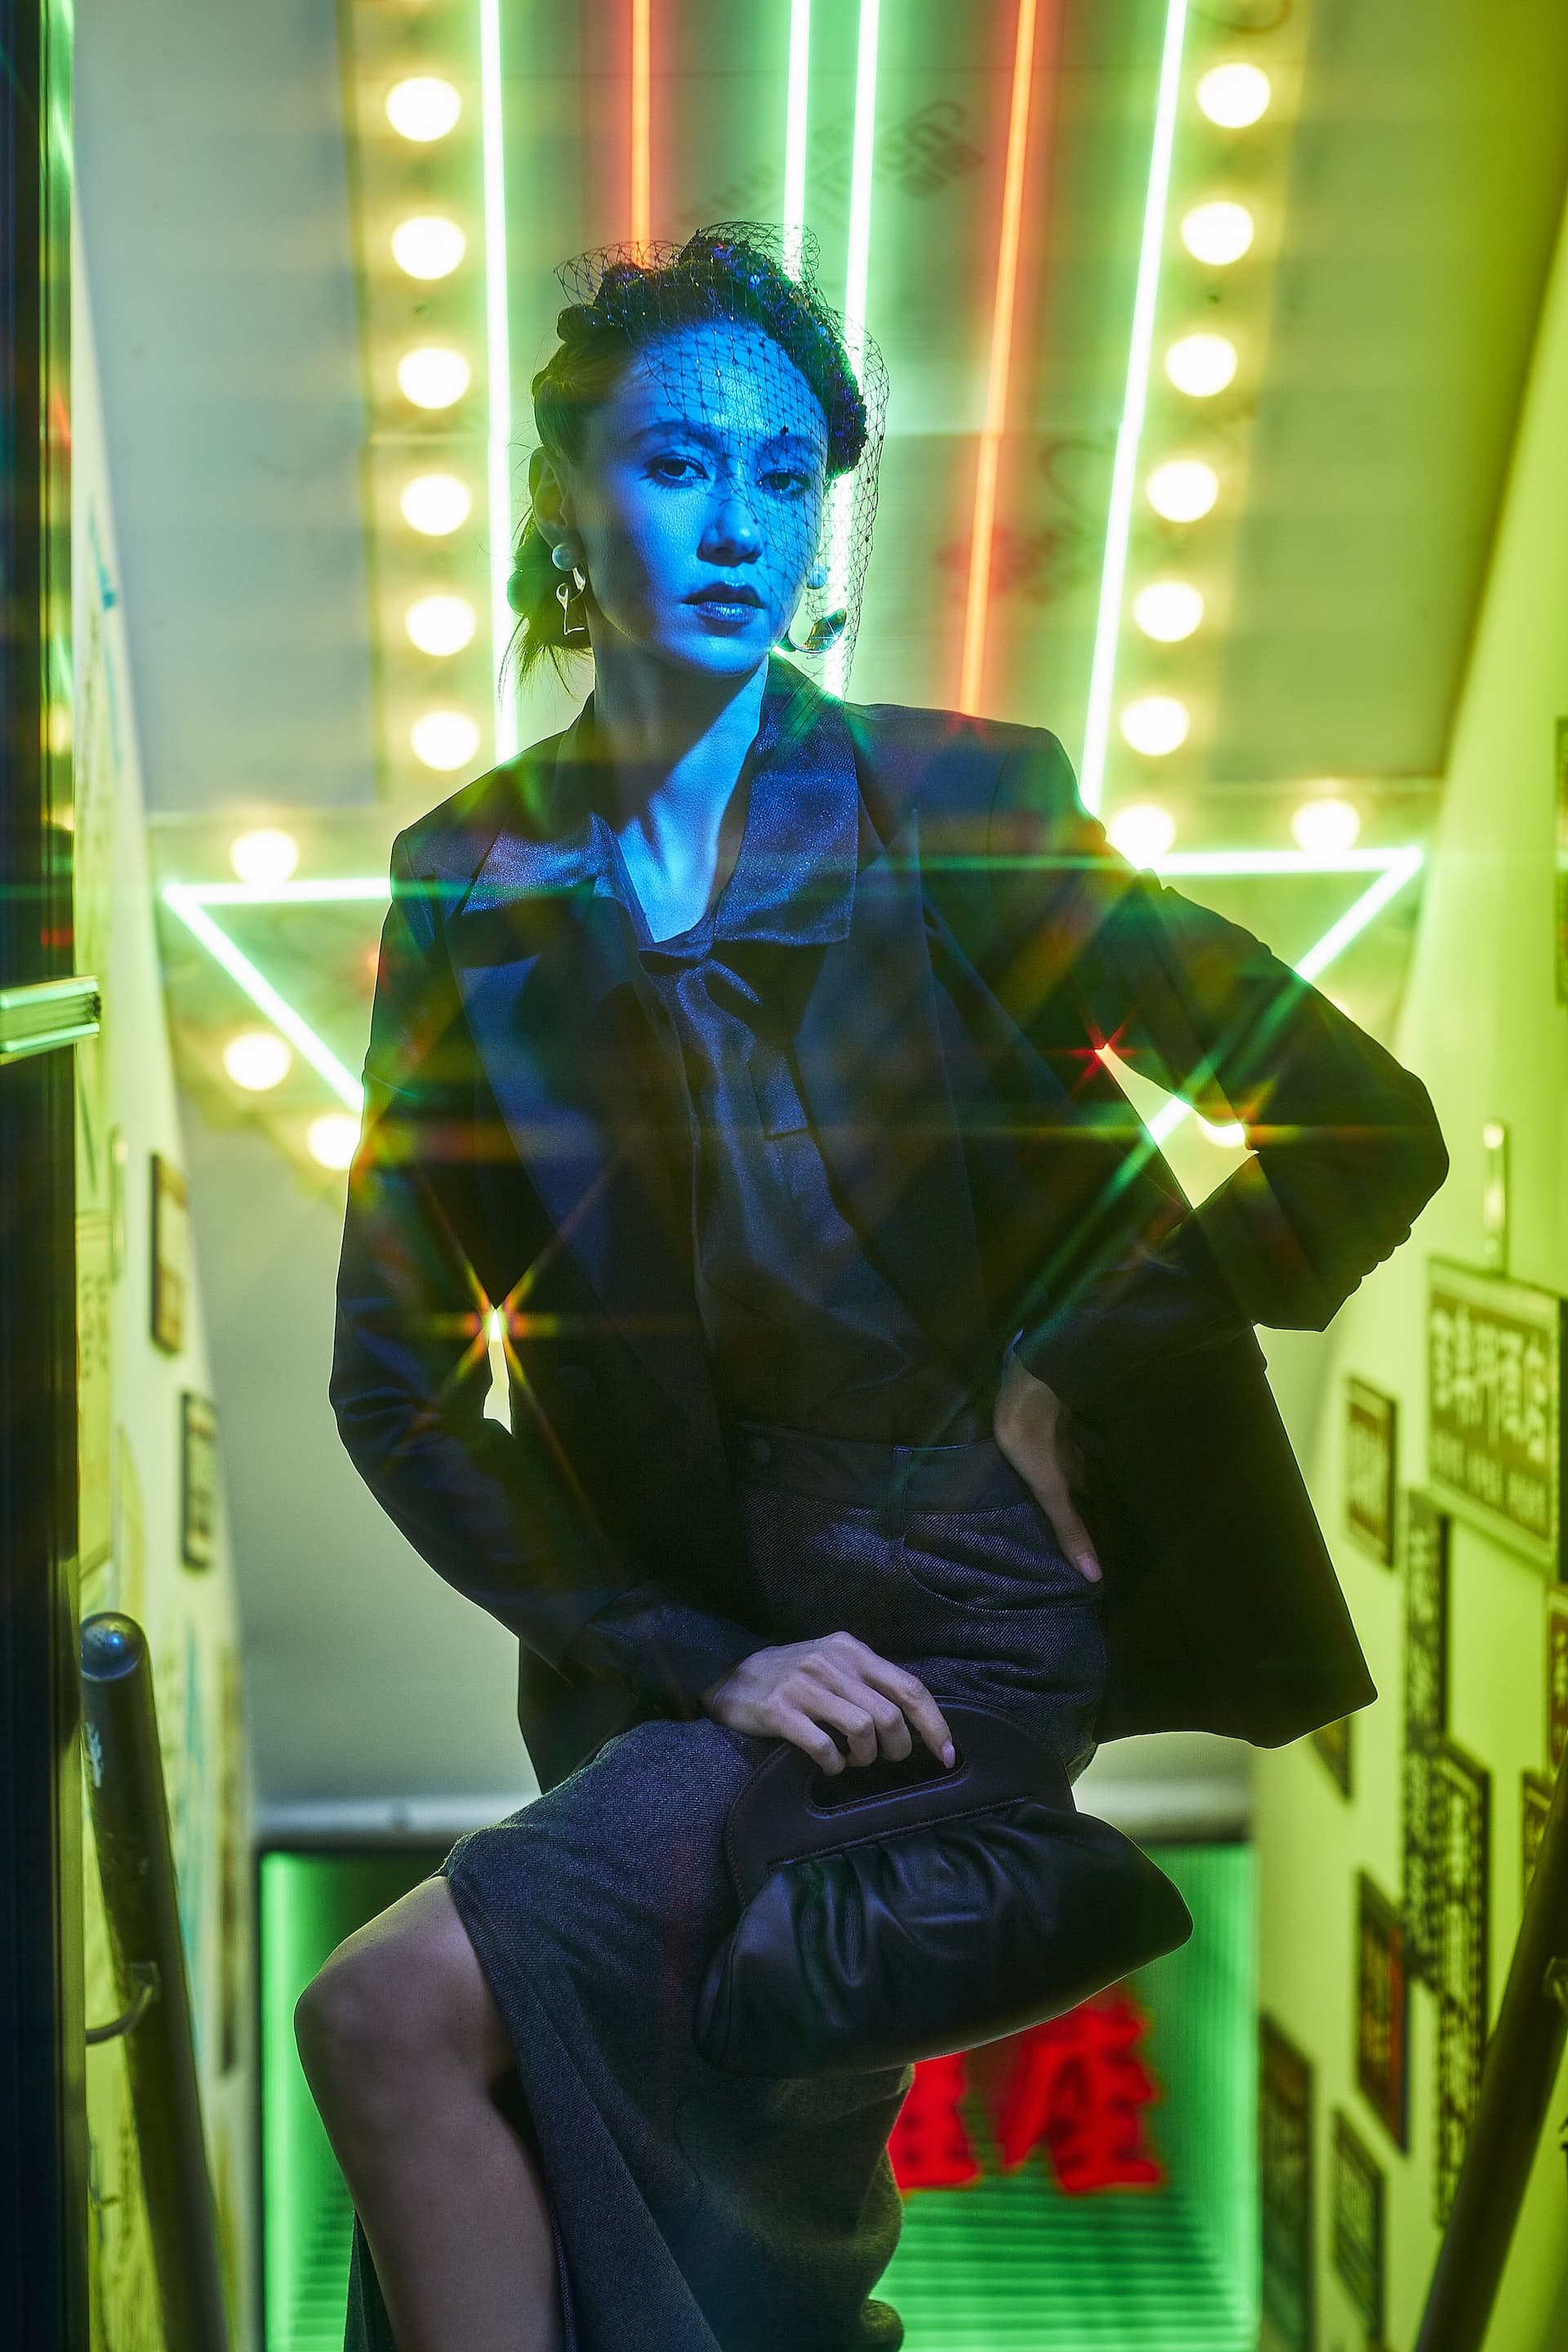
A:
[[694, 1699, 1194, 2077]]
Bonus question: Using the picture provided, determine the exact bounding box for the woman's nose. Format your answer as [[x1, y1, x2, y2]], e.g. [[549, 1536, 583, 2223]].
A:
[[702, 488, 762, 561]]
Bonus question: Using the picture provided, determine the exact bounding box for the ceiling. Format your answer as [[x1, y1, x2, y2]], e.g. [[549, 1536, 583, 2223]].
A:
[[74, 0, 1568, 1807]]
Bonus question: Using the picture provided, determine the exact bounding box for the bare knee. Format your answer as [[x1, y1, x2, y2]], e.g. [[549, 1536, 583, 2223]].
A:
[[295, 1876, 510, 2123]]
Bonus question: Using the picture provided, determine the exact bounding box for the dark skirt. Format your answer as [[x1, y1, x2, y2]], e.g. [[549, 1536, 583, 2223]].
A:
[[344, 1465, 1107, 2352]]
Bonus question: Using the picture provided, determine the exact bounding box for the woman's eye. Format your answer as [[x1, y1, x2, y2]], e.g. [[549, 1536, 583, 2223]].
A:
[[648, 454, 705, 484], [760, 469, 813, 497]]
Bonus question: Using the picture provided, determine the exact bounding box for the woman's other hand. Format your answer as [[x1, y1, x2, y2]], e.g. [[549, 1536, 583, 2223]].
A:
[[991, 1351, 1102, 1584], [699, 1632, 956, 1775]]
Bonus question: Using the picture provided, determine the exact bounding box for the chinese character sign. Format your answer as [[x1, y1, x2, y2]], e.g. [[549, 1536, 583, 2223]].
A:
[[1428, 1258, 1563, 1572], [889, 1988, 1165, 2198]]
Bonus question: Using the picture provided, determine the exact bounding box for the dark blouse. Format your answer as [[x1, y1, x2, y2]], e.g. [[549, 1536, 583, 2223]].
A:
[[555, 706, 1000, 1449]]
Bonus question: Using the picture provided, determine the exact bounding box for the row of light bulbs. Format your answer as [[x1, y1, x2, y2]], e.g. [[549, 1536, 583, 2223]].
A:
[[1108, 59, 1360, 867]]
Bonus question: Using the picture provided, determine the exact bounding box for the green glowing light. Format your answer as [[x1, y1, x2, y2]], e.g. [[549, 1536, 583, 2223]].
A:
[[162, 852, 1425, 1150], [479, 0, 514, 762], [1080, 0, 1191, 816], [823, 0, 881, 701], [782, 0, 812, 282]]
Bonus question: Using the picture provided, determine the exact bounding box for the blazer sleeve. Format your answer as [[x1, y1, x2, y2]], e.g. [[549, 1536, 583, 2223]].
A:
[[987, 731, 1450, 1409], [329, 830, 759, 1709]]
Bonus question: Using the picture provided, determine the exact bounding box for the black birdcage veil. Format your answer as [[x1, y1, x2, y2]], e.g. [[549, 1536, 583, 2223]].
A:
[[547, 222, 888, 688]]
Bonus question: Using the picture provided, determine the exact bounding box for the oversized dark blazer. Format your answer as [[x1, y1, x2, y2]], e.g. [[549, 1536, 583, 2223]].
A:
[[331, 653, 1449, 1797]]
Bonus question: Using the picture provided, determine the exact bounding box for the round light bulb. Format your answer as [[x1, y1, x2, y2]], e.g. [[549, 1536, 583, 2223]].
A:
[[399, 473, 472, 536], [1165, 333, 1238, 398], [307, 1111, 362, 1172], [1147, 459, 1219, 523], [223, 1030, 292, 1092], [1196, 63, 1272, 128], [405, 594, 477, 657], [411, 710, 481, 772], [1133, 580, 1205, 642], [1120, 697, 1191, 758], [1107, 802, 1178, 866], [1196, 1116, 1247, 1148], [397, 345, 471, 410], [390, 215, 467, 282], [229, 826, 300, 886], [1290, 796, 1362, 854], [1180, 201, 1254, 266], [385, 77, 463, 142]]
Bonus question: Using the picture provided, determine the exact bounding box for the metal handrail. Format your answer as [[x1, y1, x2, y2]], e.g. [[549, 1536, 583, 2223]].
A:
[[1414, 1742, 1568, 2349], [81, 1614, 230, 2352]]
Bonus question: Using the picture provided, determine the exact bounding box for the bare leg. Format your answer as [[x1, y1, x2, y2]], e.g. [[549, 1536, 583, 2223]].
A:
[[295, 1877, 564, 2352]]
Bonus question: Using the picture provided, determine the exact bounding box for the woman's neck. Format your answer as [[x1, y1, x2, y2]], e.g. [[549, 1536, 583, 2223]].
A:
[[586, 639, 770, 933]]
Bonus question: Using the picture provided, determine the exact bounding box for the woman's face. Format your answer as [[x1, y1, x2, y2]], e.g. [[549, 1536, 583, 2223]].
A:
[[548, 320, 831, 679]]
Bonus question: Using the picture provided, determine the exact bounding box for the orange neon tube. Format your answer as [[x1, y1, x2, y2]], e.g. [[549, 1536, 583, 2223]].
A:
[[960, 0, 1042, 714], [631, 0, 652, 249]]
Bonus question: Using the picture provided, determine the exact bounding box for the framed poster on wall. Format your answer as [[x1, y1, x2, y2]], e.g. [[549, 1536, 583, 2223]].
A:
[[1432, 1736, 1490, 2225], [1346, 1377, 1397, 1563], [1355, 1873, 1409, 2150], [149, 1151, 189, 1355], [1401, 1493, 1451, 1985], [1330, 2109, 1386, 2345], [1260, 2015, 1314, 2352], [1427, 1257, 1564, 1576]]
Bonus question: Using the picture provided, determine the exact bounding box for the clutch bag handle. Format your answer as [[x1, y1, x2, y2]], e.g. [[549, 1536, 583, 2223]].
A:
[[722, 1698, 1076, 1905]]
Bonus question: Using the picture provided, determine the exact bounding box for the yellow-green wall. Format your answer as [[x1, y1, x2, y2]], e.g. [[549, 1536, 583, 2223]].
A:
[[73, 219, 257, 2352], [1254, 179, 1568, 2351]]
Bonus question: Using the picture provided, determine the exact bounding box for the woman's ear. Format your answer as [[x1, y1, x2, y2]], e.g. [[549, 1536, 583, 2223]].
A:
[[528, 448, 572, 550]]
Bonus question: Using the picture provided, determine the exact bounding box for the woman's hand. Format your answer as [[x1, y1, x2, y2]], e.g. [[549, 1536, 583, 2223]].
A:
[[991, 1351, 1102, 1584], [699, 1632, 956, 1775]]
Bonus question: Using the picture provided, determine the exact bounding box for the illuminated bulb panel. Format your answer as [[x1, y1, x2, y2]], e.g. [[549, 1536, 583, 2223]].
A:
[[224, 1031, 292, 1092], [230, 828, 300, 887], [1147, 459, 1218, 522], [1179, 201, 1254, 265], [390, 216, 467, 281], [308, 1112, 362, 1172], [1133, 580, 1204, 640], [1107, 802, 1178, 863], [1196, 63, 1271, 127], [1291, 796, 1361, 854], [1120, 696, 1190, 756], [397, 346, 471, 409], [411, 711, 481, 772], [385, 78, 462, 142], [405, 595, 478, 657], [1165, 333, 1237, 397], [400, 474, 472, 536]]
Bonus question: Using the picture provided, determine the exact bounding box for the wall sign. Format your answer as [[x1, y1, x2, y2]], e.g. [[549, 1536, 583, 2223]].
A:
[[1401, 1493, 1451, 1986], [1548, 1593, 1568, 1776], [1311, 1713, 1352, 1797], [1356, 1873, 1409, 2151], [1330, 2109, 1386, 2343], [1522, 1771, 1553, 1900], [180, 1392, 219, 1570], [1432, 1736, 1490, 2225], [1347, 1377, 1398, 1563], [1427, 1257, 1564, 1575], [150, 1151, 189, 1355], [1260, 2015, 1314, 2352]]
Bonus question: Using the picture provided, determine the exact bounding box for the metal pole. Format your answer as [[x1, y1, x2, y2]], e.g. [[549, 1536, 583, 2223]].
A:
[[1414, 1744, 1568, 2350], [81, 1615, 230, 2352]]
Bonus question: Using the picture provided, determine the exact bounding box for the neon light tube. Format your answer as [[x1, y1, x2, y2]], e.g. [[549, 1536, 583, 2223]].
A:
[[478, 0, 515, 762], [823, 0, 881, 700], [782, 0, 812, 282], [162, 884, 364, 1111], [631, 0, 652, 248], [960, 0, 1040, 715], [1079, 0, 1190, 814]]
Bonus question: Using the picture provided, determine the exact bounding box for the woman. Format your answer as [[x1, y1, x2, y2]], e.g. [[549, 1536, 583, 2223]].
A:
[[299, 225, 1446, 2352]]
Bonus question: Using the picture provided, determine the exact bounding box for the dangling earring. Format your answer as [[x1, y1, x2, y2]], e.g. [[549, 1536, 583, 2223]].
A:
[[552, 541, 589, 639], [806, 559, 829, 591]]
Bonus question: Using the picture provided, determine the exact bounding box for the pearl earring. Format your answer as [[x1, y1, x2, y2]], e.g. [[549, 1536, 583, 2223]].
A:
[[551, 540, 579, 572], [807, 560, 829, 591]]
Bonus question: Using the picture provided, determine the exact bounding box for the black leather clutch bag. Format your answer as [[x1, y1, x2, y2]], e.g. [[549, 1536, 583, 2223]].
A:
[[694, 1699, 1193, 2078]]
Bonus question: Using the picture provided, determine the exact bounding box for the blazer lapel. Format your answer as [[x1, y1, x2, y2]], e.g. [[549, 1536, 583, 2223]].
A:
[[445, 746, 723, 1447]]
